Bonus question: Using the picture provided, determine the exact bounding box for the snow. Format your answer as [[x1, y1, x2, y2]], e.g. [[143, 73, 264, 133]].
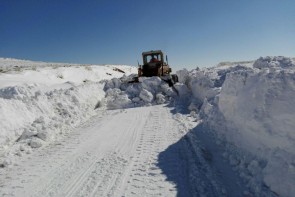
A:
[[103, 76, 177, 109], [0, 58, 136, 88], [0, 82, 106, 149], [179, 56, 295, 197], [216, 58, 295, 197], [1, 56, 295, 197], [0, 59, 137, 163], [0, 105, 200, 197]]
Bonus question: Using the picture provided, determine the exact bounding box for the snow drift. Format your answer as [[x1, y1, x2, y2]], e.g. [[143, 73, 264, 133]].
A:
[[180, 56, 295, 197], [217, 57, 295, 197], [0, 60, 136, 165], [0, 82, 104, 148]]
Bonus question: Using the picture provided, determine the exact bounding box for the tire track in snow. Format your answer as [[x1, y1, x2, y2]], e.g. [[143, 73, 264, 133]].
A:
[[0, 105, 201, 197], [121, 106, 184, 197], [31, 109, 146, 197], [0, 111, 127, 197]]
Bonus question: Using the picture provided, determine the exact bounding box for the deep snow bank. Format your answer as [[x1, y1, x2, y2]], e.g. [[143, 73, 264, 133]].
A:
[[179, 56, 295, 197], [0, 58, 137, 165], [0, 82, 105, 160], [217, 57, 295, 197]]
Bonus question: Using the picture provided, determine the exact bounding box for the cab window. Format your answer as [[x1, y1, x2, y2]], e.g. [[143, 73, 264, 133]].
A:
[[146, 54, 162, 63]]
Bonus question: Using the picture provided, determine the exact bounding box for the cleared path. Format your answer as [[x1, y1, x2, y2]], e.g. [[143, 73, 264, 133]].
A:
[[0, 105, 226, 197]]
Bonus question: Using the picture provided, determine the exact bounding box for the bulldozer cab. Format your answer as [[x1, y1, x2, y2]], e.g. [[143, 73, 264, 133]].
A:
[[142, 50, 164, 65], [138, 50, 173, 78], [133, 50, 178, 87]]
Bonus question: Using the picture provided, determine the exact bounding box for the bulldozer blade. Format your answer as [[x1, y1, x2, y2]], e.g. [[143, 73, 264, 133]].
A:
[[161, 78, 179, 96], [128, 76, 139, 83]]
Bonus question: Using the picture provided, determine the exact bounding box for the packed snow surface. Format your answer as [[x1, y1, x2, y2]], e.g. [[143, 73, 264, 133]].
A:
[[0, 105, 196, 196], [1, 56, 295, 197]]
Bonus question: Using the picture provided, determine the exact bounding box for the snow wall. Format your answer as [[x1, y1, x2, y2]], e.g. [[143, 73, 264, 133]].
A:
[[0, 63, 136, 164], [177, 56, 295, 197], [0, 82, 105, 161]]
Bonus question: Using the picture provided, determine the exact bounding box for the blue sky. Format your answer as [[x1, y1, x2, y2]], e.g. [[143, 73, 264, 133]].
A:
[[0, 0, 294, 69]]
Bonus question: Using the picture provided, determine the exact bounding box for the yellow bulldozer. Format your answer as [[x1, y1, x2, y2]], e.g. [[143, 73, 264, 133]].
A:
[[133, 50, 178, 86]]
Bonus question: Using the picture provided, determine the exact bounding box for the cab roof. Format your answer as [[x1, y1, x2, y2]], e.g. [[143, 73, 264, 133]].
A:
[[142, 50, 163, 56]]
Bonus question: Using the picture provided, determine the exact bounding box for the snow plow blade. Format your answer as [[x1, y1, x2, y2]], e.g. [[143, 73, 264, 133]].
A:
[[128, 76, 139, 83]]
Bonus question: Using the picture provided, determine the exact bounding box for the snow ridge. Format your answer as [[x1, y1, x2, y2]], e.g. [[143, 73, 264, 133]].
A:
[[0, 82, 105, 160], [0, 59, 136, 165], [179, 56, 295, 197]]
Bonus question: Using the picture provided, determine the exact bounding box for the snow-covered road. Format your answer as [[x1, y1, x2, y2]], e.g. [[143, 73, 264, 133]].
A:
[[0, 105, 210, 197], [2, 56, 290, 196], [1, 57, 293, 197]]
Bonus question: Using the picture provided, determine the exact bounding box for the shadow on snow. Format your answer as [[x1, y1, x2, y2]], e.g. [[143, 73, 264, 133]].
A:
[[156, 105, 247, 197]]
